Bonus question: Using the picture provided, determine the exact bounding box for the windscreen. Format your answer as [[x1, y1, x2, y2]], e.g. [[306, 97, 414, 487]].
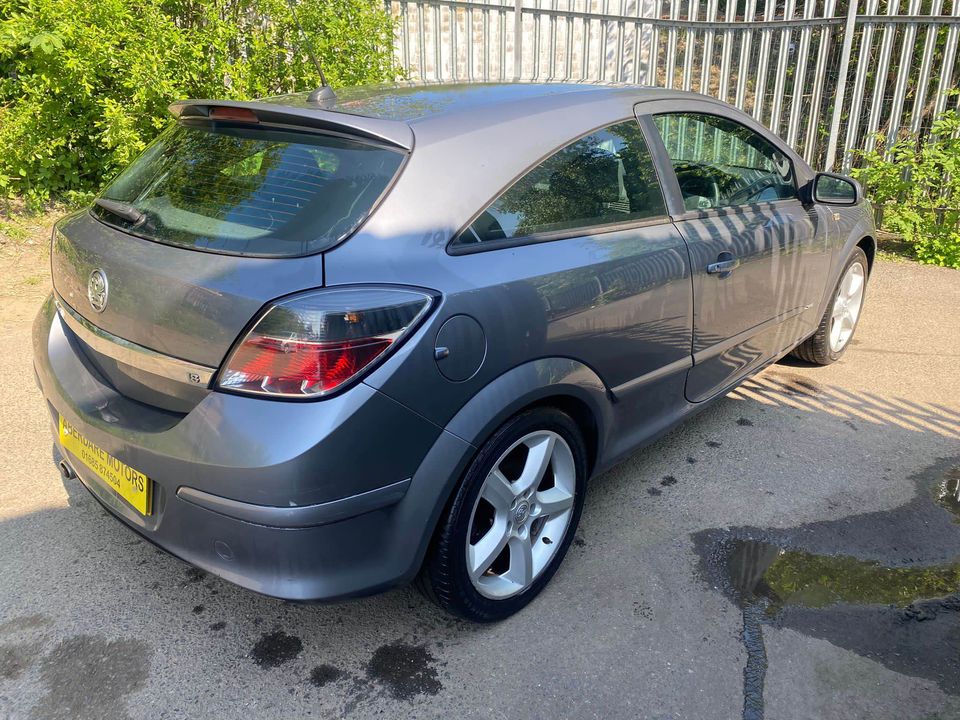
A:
[[93, 121, 405, 256]]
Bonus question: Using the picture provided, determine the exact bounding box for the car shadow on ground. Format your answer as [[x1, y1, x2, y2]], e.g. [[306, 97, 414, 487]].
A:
[[1, 367, 959, 719]]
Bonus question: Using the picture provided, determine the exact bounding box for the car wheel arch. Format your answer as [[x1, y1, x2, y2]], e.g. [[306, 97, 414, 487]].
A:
[[403, 358, 611, 578], [443, 357, 611, 472], [410, 357, 612, 578], [816, 221, 876, 321]]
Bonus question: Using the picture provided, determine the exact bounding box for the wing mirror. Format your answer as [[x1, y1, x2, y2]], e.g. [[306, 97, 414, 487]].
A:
[[803, 172, 862, 206]]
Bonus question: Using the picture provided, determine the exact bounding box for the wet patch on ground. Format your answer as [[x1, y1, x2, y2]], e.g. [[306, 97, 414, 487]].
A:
[[251, 631, 303, 668], [693, 456, 960, 719], [937, 466, 960, 519], [0, 614, 51, 637], [310, 663, 344, 687], [30, 634, 151, 720], [179, 567, 206, 587], [365, 641, 442, 700], [0, 641, 42, 679]]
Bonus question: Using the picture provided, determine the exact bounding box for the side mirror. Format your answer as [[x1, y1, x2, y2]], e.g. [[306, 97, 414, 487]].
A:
[[808, 172, 861, 206]]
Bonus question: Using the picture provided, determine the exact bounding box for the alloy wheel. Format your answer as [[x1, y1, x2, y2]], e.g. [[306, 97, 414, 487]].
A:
[[465, 430, 577, 599], [829, 261, 866, 353]]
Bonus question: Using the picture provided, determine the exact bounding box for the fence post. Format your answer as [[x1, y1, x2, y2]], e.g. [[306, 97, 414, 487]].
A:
[[824, 0, 859, 172], [514, 0, 524, 79]]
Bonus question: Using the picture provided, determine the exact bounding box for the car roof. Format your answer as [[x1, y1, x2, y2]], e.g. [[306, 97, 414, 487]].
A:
[[171, 82, 712, 151], [262, 82, 679, 122]]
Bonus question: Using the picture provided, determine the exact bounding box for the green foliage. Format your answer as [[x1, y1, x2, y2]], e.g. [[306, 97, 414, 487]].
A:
[[852, 110, 960, 270], [0, 0, 398, 207]]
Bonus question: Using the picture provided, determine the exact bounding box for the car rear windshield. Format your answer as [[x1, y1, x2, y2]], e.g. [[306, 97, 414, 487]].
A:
[[92, 121, 405, 256]]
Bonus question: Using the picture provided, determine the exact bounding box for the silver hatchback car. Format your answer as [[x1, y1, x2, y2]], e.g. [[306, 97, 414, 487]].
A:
[[34, 82, 874, 621]]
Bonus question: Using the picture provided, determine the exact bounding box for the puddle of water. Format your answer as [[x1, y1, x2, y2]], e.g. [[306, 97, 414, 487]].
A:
[[724, 539, 960, 614], [936, 466, 960, 520], [693, 457, 960, 719]]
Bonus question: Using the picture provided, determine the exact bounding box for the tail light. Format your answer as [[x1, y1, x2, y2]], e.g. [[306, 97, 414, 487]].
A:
[[217, 287, 433, 399]]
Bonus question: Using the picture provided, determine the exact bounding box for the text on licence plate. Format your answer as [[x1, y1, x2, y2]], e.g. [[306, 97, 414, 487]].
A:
[[59, 415, 152, 516]]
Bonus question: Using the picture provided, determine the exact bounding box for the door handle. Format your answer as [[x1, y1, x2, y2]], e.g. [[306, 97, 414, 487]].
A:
[[706, 254, 740, 275]]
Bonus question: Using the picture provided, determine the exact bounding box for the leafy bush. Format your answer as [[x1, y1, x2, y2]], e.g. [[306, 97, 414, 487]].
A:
[[0, 0, 398, 207], [852, 110, 960, 270]]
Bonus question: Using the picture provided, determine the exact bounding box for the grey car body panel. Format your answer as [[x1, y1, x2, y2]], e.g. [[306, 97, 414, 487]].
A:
[[52, 212, 325, 398], [349, 221, 692, 430], [34, 298, 440, 508], [822, 203, 877, 309], [34, 82, 875, 602], [674, 200, 831, 402], [442, 358, 611, 453], [326, 85, 694, 450]]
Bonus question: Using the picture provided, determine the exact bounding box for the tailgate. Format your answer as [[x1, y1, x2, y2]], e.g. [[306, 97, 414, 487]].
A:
[[52, 210, 324, 411]]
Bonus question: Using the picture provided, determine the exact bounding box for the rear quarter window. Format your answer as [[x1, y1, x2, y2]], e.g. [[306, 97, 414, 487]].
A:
[[93, 121, 405, 257], [453, 119, 667, 249]]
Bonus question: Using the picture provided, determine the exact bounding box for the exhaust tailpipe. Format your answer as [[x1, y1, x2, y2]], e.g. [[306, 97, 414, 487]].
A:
[[58, 460, 75, 480]]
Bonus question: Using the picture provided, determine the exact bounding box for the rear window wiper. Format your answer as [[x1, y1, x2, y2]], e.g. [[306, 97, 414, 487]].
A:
[[94, 198, 146, 227]]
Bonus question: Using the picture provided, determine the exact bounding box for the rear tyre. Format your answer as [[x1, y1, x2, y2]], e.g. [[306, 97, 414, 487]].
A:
[[791, 247, 869, 366], [418, 407, 587, 622]]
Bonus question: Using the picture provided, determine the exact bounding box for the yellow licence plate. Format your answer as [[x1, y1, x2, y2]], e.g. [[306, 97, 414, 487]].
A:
[[59, 416, 152, 516]]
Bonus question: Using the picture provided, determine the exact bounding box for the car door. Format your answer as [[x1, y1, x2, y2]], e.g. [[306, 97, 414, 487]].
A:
[[644, 109, 827, 403]]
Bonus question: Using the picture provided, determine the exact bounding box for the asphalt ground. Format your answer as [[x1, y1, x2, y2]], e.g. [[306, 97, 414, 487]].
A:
[[1, 226, 959, 719]]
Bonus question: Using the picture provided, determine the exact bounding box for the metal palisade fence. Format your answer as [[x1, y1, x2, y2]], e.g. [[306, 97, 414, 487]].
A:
[[389, 0, 960, 171]]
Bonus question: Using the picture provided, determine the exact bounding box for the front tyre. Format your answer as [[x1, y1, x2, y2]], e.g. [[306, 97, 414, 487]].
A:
[[791, 247, 869, 365], [419, 407, 588, 622]]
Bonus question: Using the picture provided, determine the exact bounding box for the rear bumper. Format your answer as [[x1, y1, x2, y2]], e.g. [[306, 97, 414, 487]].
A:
[[33, 295, 474, 600]]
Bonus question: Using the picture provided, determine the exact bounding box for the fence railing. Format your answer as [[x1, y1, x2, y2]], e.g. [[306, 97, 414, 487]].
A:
[[390, 0, 960, 171]]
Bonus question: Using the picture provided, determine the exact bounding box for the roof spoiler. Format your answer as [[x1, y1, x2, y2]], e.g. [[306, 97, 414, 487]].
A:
[[168, 99, 413, 151]]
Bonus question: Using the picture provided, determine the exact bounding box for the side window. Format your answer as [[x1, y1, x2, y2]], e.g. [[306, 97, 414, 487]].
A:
[[653, 113, 797, 212], [455, 120, 666, 246]]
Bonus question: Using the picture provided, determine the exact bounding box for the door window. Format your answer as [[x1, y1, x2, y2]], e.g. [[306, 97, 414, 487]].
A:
[[653, 113, 797, 212], [454, 120, 666, 247]]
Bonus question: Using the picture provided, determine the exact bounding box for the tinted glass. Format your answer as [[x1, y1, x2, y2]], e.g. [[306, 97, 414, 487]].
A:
[[456, 120, 666, 246], [654, 113, 797, 211], [94, 122, 404, 256]]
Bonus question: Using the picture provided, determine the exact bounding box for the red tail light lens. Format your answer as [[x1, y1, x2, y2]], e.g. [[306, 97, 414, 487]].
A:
[[217, 287, 433, 398]]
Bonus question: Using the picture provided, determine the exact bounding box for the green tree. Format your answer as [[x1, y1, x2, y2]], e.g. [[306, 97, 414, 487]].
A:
[[852, 110, 960, 270], [0, 0, 398, 206]]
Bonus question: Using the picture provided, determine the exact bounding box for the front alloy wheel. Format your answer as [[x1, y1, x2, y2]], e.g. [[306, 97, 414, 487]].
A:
[[419, 407, 587, 622], [791, 246, 870, 365], [829, 260, 866, 353]]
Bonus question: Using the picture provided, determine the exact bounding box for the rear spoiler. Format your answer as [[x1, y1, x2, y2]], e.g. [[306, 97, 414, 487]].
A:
[[168, 99, 414, 151]]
